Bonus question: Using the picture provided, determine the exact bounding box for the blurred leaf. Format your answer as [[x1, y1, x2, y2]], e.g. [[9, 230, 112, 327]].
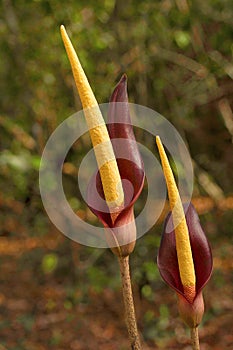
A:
[[174, 30, 191, 49], [41, 253, 58, 274], [141, 285, 153, 300]]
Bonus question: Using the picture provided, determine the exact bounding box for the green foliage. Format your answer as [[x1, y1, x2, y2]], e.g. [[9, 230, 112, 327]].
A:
[[143, 261, 160, 283], [41, 253, 59, 274], [50, 329, 63, 346], [16, 314, 35, 332], [87, 266, 112, 293]]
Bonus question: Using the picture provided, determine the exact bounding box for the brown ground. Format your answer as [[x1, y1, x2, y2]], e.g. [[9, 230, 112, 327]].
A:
[[0, 228, 232, 350]]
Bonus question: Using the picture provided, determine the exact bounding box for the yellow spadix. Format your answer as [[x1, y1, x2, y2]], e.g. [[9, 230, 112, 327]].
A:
[[60, 25, 124, 212], [156, 136, 196, 302]]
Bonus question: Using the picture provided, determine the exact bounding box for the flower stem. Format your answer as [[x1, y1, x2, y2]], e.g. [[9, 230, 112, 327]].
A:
[[191, 327, 200, 350], [118, 256, 141, 350]]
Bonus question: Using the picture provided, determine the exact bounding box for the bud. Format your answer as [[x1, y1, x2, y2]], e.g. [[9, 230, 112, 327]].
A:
[[87, 76, 145, 256], [156, 137, 213, 327], [60, 26, 145, 256]]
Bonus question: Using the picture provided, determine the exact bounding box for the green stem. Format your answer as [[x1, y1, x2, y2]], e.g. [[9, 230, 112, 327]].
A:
[[118, 256, 141, 350], [191, 327, 200, 350]]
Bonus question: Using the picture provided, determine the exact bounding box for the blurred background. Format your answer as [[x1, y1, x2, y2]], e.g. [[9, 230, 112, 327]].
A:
[[0, 0, 232, 349]]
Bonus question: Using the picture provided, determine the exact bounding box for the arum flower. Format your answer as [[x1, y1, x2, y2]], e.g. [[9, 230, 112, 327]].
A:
[[87, 74, 145, 257], [156, 136, 213, 349], [60, 25, 143, 349], [60, 26, 144, 258]]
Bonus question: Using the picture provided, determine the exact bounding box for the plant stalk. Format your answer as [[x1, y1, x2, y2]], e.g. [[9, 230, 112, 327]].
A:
[[118, 255, 141, 350], [191, 327, 200, 350]]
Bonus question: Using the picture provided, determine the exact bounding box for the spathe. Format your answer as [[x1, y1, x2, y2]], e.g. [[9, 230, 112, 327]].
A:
[[158, 203, 213, 301]]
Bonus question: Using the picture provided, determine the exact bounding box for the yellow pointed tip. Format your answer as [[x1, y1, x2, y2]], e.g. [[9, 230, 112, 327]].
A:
[[60, 25, 69, 45], [156, 135, 161, 143], [60, 25, 67, 40], [156, 136, 163, 157], [156, 135, 177, 208], [60, 24, 98, 110]]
